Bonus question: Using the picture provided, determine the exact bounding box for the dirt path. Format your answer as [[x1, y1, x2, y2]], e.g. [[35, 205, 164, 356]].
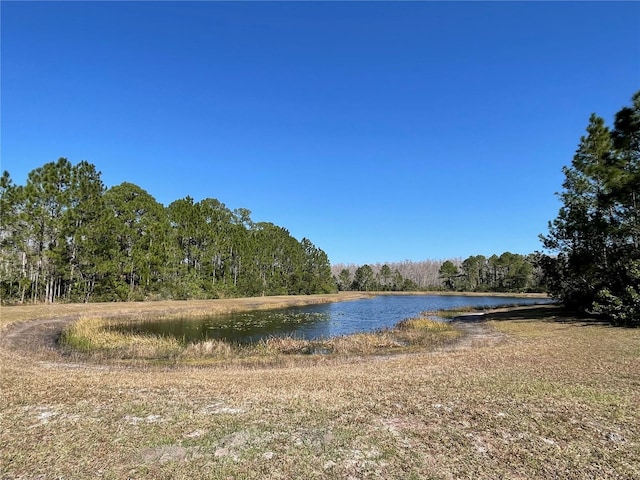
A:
[[0, 316, 77, 353], [449, 314, 507, 349]]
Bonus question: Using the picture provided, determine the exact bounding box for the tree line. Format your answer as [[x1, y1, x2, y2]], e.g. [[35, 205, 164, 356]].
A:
[[540, 91, 639, 326], [332, 252, 545, 293], [0, 159, 336, 303], [3, 92, 636, 324]]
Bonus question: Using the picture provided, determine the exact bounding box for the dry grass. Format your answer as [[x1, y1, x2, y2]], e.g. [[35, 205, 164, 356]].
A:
[[397, 317, 458, 331], [1, 300, 639, 479], [58, 310, 460, 364], [61, 316, 184, 359], [182, 339, 234, 358]]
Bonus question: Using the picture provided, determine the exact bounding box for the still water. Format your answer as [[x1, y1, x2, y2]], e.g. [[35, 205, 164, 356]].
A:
[[119, 295, 551, 344]]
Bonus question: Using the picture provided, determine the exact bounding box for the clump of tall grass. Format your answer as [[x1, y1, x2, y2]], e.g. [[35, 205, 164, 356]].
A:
[[394, 316, 462, 347], [61, 316, 183, 359], [327, 331, 405, 354], [255, 335, 314, 355], [181, 339, 233, 358], [397, 317, 456, 331]]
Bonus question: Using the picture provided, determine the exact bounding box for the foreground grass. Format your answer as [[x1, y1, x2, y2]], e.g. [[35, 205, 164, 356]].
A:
[[1, 300, 639, 479]]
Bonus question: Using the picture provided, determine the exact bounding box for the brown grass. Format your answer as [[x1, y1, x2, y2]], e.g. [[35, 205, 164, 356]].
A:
[[1, 299, 638, 479], [61, 316, 184, 359], [57, 309, 460, 364]]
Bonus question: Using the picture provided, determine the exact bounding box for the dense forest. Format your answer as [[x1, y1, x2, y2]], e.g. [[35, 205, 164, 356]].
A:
[[540, 91, 640, 326], [0, 159, 336, 303], [332, 252, 544, 293], [0, 158, 544, 304]]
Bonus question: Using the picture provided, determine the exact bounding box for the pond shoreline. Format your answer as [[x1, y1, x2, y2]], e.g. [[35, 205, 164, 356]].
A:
[[121, 293, 552, 344], [1, 293, 552, 366]]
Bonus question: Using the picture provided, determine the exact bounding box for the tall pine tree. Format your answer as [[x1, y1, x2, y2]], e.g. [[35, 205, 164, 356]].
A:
[[541, 92, 640, 325]]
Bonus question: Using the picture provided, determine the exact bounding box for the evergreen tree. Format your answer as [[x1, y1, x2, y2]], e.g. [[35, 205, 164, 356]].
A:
[[299, 237, 335, 294], [102, 182, 170, 301], [64, 161, 109, 301], [337, 268, 351, 291], [541, 92, 640, 325], [439, 260, 459, 290], [378, 264, 392, 291], [198, 198, 237, 296], [21, 158, 73, 302], [166, 196, 208, 299], [0, 171, 27, 301], [461, 255, 485, 291], [352, 264, 374, 291]]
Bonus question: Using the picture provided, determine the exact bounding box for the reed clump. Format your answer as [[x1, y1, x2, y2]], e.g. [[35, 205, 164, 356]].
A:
[[327, 331, 405, 354], [181, 338, 234, 358], [397, 317, 456, 331], [61, 316, 183, 359], [394, 317, 462, 347]]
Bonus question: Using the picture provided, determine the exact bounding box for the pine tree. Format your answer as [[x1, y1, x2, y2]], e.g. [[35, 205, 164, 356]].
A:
[[541, 92, 640, 325]]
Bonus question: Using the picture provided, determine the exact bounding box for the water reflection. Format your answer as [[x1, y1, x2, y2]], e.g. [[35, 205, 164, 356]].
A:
[[119, 295, 551, 344]]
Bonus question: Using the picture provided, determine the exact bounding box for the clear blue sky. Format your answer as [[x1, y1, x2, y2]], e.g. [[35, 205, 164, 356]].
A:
[[2, 1, 639, 265]]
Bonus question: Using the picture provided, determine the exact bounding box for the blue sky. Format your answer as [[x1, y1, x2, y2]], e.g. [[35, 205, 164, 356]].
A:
[[2, 1, 639, 265]]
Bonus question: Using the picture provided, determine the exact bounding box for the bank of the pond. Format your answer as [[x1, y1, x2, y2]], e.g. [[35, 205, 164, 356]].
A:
[[0, 293, 370, 331], [60, 313, 463, 365], [1, 292, 551, 365], [373, 291, 549, 297]]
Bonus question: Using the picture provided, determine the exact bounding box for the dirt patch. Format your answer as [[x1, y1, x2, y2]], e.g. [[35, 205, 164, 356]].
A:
[[449, 315, 507, 349], [140, 445, 201, 465], [0, 316, 76, 353]]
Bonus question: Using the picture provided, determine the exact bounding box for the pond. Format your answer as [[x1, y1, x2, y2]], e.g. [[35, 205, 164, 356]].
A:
[[118, 295, 552, 344]]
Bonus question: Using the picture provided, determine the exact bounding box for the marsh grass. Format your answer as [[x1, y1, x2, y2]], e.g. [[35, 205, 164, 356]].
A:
[[182, 338, 234, 358], [397, 316, 456, 331], [61, 316, 184, 359], [60, 313, 461, 363]]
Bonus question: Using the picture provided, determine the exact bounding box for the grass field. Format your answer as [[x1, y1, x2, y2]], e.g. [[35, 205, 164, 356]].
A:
[[1, 296, 638, 479]]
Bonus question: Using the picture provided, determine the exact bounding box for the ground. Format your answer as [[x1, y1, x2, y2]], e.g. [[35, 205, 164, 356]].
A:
[[1, 295, 638, 479]]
